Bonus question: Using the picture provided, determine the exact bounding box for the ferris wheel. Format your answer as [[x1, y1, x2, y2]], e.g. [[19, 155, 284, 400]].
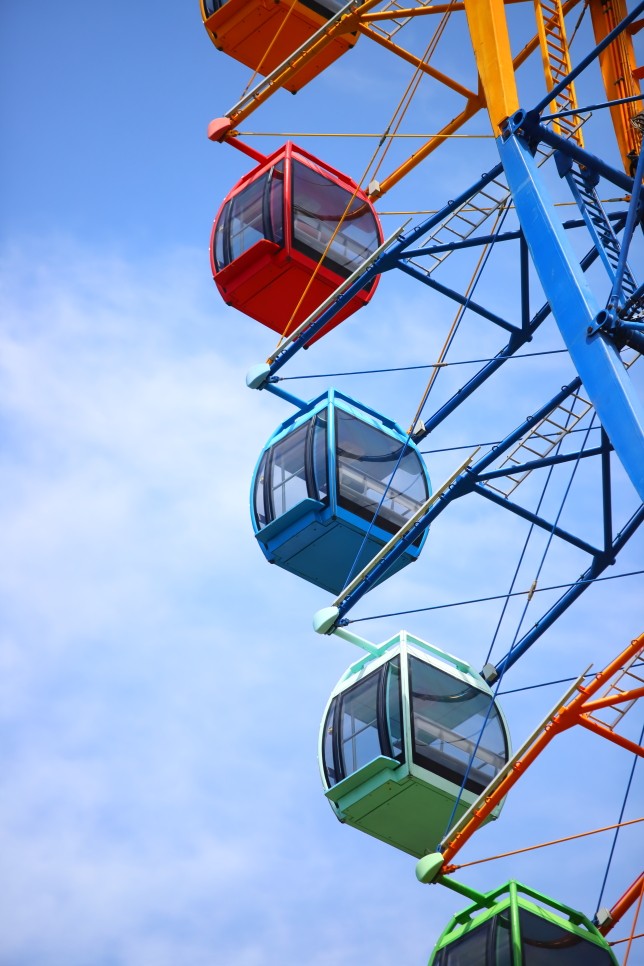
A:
[[199, 1, 644, 961]]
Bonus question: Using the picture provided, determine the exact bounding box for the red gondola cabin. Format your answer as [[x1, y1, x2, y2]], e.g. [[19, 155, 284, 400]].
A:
[[199, 0, 359, 93], [211, 142, 383, 341]]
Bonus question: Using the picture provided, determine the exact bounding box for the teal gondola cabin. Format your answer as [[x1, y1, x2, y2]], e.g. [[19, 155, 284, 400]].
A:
[[319, 630, 511, 856]]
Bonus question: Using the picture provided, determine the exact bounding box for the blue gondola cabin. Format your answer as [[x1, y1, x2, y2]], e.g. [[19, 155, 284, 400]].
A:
[[251, 390, 431, 594]]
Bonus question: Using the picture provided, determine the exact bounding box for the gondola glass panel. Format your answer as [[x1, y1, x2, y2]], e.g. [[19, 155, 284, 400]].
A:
[[210, 144, 382, 341], [251, 391, 429, 593], [336, 408, 429, 538], [320, 632, 510, 857], [409, 655, 508, 795], [429, 882, 619, 966], [291, 159, 380, 282]]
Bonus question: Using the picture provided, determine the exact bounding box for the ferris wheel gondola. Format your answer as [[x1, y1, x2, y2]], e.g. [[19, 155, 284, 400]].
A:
[[210, 142, 382, 341], [251, 389, 431, 592], [200, 0, 644, 959]]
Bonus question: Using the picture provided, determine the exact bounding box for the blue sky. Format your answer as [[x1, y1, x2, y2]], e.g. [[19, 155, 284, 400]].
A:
[[1, 3, 643, 965]]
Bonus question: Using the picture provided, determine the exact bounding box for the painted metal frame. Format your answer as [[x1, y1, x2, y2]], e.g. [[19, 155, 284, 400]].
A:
[[244, 2, 643, 671]]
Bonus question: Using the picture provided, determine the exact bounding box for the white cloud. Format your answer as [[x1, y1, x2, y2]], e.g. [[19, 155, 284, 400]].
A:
[[0, 237, 642, 965]]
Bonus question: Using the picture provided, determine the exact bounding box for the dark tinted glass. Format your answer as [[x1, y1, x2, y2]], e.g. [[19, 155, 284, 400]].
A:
[[299, 0, 348, 17], [495, 913, 513, 965], [253, 450, 269, 528], [322, 697, 338, 786], [335, 409, 428, 536], [438, 921, 492, 966], [434, 914, 513, 966], [203, 0, 224, 16], [291, 159, 380, 280], [520, 909, 615, 966], [386, 658, 404, 761], [408, 656, 507, 795]]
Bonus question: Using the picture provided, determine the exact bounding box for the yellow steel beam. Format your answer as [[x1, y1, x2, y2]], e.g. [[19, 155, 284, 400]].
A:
[[221, 0, 582, 199], [463, 0, 520, 134], [362, 0, 530, 16]]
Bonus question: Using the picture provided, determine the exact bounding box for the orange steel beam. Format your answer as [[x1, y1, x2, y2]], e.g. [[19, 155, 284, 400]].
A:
[[582, 686, 644, 715], [440, 634, 644, 867], [578, 715, 644, 756], [368, 0, 580, 196], [221, 0, 582, 197], [357, 25, 477, 99], [589, 0, 643, 174], [363, 0, 529, 16], [600, 874, 644, 936], [224, 0, 383, 128], [371, 95, 483, 197]]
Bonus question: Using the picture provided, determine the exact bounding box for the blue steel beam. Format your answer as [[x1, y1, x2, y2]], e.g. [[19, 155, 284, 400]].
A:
[[334, 379, 589, 622], [474, 484, 602, 557], [416, 221, 625, 439], [522, 117, 634, 194], [609, 145, 644, 311], [496, 126, 644, 501], [477, 445, 605, 480], [404, 213, 628, 257], [397, 262, 521, 335], [493, 504, 644, 677], [262, 165, 506, 379]]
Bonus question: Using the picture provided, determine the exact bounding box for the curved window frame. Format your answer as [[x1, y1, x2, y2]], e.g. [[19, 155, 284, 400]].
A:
[[322, 657, 405, 788], [290, 158, 380, 288], [408, 655, 509, 797], [254, 412, 329, 530], [334, 408, 429, 544], [214, 164, 285, 272]]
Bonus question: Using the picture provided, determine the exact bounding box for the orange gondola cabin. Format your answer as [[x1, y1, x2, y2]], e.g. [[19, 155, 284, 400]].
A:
[[210, 142, 383, 341], [200, 0, 360, 93]]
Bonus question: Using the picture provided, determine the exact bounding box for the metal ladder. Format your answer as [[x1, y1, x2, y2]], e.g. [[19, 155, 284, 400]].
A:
[[563, 164, 638, 306], [483, 387, 593, 498], [407, 121, 588, 279], [582, 653, 644, 731], [483, 349, 640, 498], [533, 0, 584, 146]]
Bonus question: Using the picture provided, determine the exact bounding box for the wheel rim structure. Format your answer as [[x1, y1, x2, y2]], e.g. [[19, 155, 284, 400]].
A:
[[202, 0, 644, 961]]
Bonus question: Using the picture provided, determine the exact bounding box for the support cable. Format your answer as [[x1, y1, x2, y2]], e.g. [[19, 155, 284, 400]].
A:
[[274, 348, 569, 380], [499, 661, 644, 696], [273, 3, 456, 345], [596, 718, 644, 913], [344, 570, 644, 623], [492, 414, 597, 665], [445, 816, 644, 873], [482, 403, 585, 665], [407, 205, 510, 434]]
